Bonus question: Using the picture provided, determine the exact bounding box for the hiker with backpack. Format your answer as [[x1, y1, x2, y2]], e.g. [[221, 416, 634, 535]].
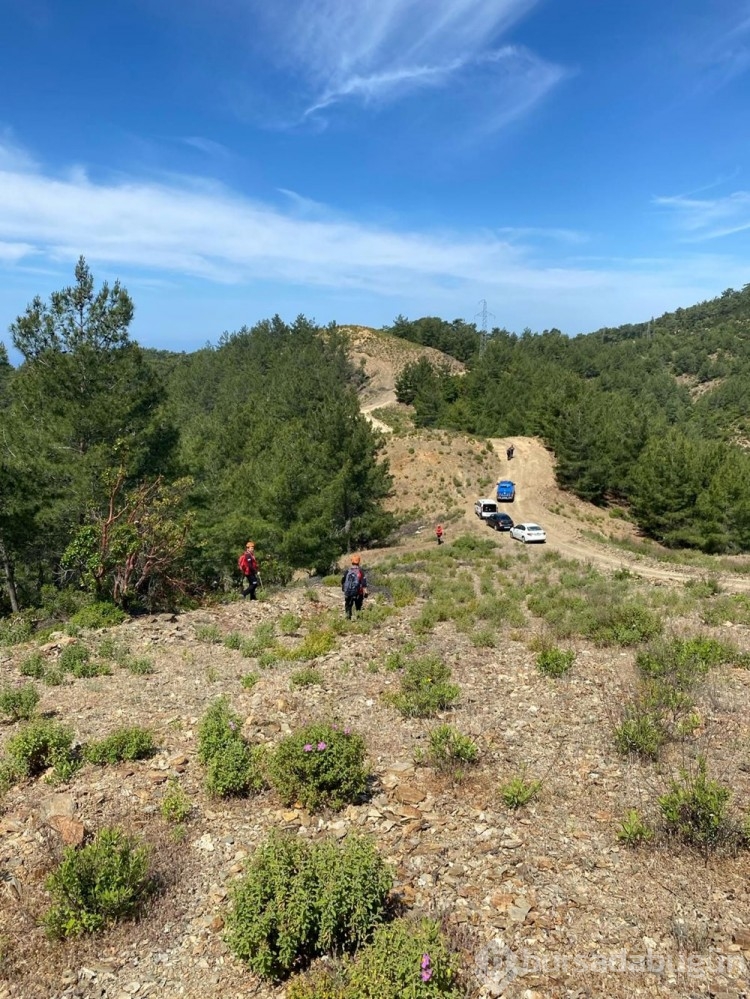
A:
[[341, 554, 368, 620], [238, 541, 260, 600]]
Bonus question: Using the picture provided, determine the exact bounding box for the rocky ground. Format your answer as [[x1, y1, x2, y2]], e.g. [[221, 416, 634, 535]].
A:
[[1, 328, 750, 999]]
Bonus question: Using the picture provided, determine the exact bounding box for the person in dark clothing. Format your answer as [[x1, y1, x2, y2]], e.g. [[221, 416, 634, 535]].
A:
[[506, 444, 515, 460], [435, 524, 444, 545], [341, 554, 368, 620], [238, 541, 260, 599]]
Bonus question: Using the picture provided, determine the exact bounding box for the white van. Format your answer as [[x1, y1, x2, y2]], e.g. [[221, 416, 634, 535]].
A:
[[474, 498, 499, 519]]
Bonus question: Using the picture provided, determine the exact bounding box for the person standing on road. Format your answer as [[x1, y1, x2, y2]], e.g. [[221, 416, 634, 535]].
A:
[[238, 541, 260, 600], [506, 444, 515, 461], [341, 554, 368, 620]]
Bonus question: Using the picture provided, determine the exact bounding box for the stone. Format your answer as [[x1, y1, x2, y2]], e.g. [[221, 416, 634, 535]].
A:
[[732, 927, 750, 948], [48, 816, 86, 847], [40, 793, 76, 820], [394, 785, 426, 805]]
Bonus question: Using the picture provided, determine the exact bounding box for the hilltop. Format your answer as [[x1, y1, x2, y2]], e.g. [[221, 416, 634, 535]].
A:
[[1, 319, 750, 999]]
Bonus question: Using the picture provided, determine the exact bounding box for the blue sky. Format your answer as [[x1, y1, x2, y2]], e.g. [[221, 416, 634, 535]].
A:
[[2, 0, 750, 358]]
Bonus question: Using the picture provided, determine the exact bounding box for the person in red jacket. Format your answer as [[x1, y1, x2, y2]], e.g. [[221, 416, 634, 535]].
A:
[[435, 524, 444, 545], [238, 541, 260, 600]]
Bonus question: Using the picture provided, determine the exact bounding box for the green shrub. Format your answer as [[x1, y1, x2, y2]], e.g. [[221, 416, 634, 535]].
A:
[[19, 652, 46, 679], [84, 727, 156, 765], [59, 643, 94, 676], [43, 667, 65, 687], [125, 656, 155, 676], [6, 719, 75, 778], [587, 603, 662, 646], [343, 917, 463, 998], [205, 740, 267, 798], [97, 635, 130, 662], [241, 672, 260, 690], [221, 632, 242, 651], [225, 831, 392, 980], [160, 778, 192, 824], [422, 724, 478, 775], [536, 646, 575, 677], [268, 722, 368, 812], [195, 624, 222, 643], [617, 809, 653, 847], [614, 703, 666, 760], [659, 757, 735, 853], [0, 615, 33, 647], [240, 622, 277, 657], [197, 697, 267, 797], [258, 650, 281, 669], [68, 602, 127, 630], [197, 697, 243, 764], [637, 636, 735, 690], [278, 612, 302, 635], [387, 654, 460, 718], [290, 667, 324, 688], [500, 772, 541, 809], [0, 681, 40, 722], [43, 828, 154, 937], [282, 630, 336, 662]]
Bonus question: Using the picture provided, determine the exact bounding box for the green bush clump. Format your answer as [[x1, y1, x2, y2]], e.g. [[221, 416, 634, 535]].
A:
[[43, 667, 65, 687], [290, 667, 323, 688], [97, 636, 131, 663], [659, 756, 737, 854], [241, 672, 260, 690], [288, 918, 462, 998], [387, 654, 460, 718], [281, 630, 336, 662], [68, 602, 127, 630], [198, 697, 267, 797], [125, 656, 155, 676], [268, 722, 368, 812], [84, 727, 156, 765], [195, 624, 222, 643], [223, 631, 244, 650], [421, 724, 478, 775], [536, 646, 575, 677], [278, 612, 302, 635], [500, 771, 541, 809], [59, 642, 110, 678], [637, 636, 734, 690], [160, 778, 192, 823], [6, 718, 74, 778], [614, 703, 666, 760], [240, 622, 277, 658], [0, 615, 33, 647], [0, 681, 41, 722], [19, 652, 46, 679], [43, 828, 155, 937], [225, 831, 393, 980], [587, 603, 662, 646], [617, 809, 653, 847]]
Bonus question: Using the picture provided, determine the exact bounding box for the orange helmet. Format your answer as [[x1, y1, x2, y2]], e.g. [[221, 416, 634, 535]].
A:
[[351, 554, 361, 565]]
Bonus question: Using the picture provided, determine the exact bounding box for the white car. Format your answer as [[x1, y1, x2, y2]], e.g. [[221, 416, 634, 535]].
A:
[[509, 523, 547, 544]]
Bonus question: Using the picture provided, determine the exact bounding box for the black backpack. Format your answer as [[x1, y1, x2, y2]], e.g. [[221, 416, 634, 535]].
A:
[[343, 567, 361, 598]]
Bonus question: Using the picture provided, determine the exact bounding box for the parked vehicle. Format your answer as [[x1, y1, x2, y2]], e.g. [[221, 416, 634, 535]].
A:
[[474, 498, 499, 519], [496, 480, 516, 502], [486, 512, 514, 532], [509, 523, 547, 544]]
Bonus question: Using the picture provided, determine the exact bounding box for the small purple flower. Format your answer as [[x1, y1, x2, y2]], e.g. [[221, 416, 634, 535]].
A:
[[343, 727, 351, 736], [317, 741, 327, 751], [421, 969, 432, 982], [421, 953, 432, 980], [421, 954, 431, 970], [228, 722, 237, 731], [303, 744, 313, 752]]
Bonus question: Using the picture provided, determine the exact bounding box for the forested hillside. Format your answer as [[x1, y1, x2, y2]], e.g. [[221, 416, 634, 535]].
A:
[[391, 287, 750, 553], [0, 262, 393, 615]]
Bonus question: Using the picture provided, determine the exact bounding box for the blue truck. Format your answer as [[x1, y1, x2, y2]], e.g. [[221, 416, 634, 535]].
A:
[[496, 480, 516, 502]]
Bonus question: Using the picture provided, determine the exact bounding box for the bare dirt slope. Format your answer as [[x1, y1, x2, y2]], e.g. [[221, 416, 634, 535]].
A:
[[346, 326, 750, 590]]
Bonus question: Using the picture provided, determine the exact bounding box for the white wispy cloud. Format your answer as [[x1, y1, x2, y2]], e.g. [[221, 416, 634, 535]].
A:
[[655, 190, 750, 239], [251, 0, 565, 130], [1, 140, 748, 335]]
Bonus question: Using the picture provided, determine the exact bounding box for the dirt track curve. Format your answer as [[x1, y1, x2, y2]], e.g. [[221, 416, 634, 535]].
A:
[[348, 326, 750, 593]]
